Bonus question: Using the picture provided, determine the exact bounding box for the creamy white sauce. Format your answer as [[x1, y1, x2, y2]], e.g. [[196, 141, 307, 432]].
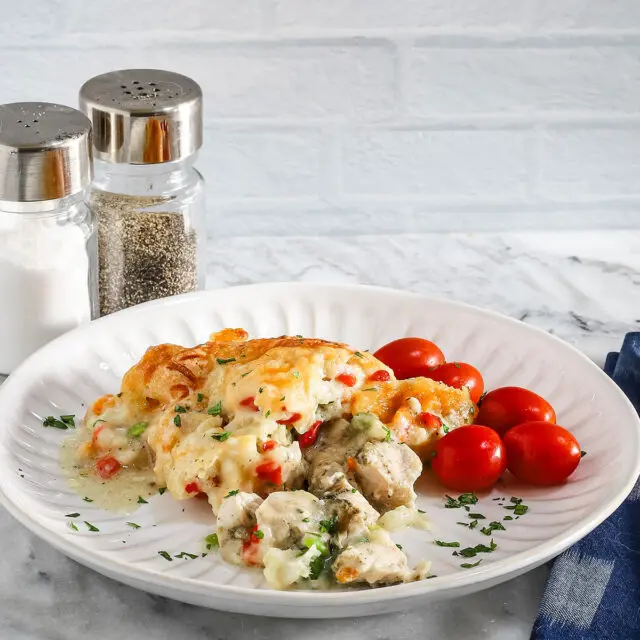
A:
[[60, 434, 158, 513]]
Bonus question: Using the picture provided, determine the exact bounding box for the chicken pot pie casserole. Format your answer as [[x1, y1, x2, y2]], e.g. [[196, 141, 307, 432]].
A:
[[73, 329, 476, 590]]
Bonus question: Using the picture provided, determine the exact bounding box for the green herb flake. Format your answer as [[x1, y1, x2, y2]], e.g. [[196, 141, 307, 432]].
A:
[[461, 560, 482, 569], [126, 522, 141, 529], [469, 520, 478, 530], [456, 522, 470, 527], [82, 496, 94, 503], [280, 396, 286, 402], [292, 371, 300, 379], [173, 414, 182, 427], [258, 387, 264, 394], [319, 515, 338, 534], [396, 543, 403, 550], [362, 387, 378, 392], [59, 415, 75, 427], [84, 521, 99, 532], [205, 533, 219, 550], [442, 424, 450, 434], [158, 550, 173, 561], [137, 496, 148, 504], [480, 521, 506, 536], [174, 405, 187, 413], [128, 422, 148, 438], [265, 410, 271, 418], [207, 401, 223, 416], [241, 372, 251, 378], [503, 515, 513, 521], [175, 551, 198, 559], [224, 489, 239, 498], [69, 522, 78, 531], [65, 512, 80, 518], [302, 518, 310, 523], [382, 426, 392, 442], [295, 334, 303, 339], [216, 357, 236, 365], [351, 488, 357, 493], [417, 509, 426, 514], [159, 487, 167, 495], [197, 393, 204, 402], [254, 529, 265, 540], [354, 351, 364, 358], [42, 416, 70, 430], [443, 492, 478, 509], [434, 540, 460, 548], [212, 431, 231, 442], [581, 450, 587, 457], [468, 513, 485, 519]]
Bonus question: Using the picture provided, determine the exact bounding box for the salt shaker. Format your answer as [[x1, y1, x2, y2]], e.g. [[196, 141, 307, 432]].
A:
[[0, 102, 96, 375], [79, 69, 206, 316]]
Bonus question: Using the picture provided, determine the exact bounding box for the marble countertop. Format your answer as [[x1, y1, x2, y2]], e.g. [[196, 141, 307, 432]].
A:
[[1, 229, 638, 640]]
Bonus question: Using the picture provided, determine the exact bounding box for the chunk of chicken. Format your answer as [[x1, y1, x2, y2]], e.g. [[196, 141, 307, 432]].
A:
[[216, 492, 263, 565], [333, 529, 411, 586], [326, 489, 380, 545], [354, 441, 422, 512]]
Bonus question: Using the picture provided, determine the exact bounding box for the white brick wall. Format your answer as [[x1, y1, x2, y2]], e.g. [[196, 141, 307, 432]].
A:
[[1, 0, 639, 235]]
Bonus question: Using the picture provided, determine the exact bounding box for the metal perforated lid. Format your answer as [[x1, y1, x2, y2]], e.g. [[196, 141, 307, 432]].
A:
[[79, 69, 203, 165], [0, 102, 92, 202]]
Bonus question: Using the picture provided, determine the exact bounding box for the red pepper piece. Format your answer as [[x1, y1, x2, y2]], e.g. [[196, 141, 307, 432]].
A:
[[336, 373, 357, 387], [298, 420, 322, 449]]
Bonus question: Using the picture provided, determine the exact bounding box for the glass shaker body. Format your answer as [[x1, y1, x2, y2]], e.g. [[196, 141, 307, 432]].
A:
[[0, 193, 97, 374]]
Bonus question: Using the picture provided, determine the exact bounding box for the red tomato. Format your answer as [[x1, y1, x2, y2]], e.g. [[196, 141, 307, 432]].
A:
[[431, 425, 506, 491], [370, 369, 391, 382], [298, 420, 322, 449], [503, 422, 581, 486], [475, 387, 556, 436], [240, 396, 259, 412], [424, 362, 484, 404], [95, 455, 121, 480], [336, 373, 357, 387], [255, 460, 283, 485], [373, 337, 445, 380]]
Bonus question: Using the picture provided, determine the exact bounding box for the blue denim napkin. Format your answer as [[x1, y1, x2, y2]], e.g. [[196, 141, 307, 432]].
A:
[[531, 333, 640, 640]]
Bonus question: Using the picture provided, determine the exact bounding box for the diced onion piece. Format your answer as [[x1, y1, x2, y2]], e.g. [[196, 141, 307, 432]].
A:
[[378, 506, 430, 532]]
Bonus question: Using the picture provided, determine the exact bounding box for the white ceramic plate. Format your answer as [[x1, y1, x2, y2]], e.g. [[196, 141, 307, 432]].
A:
[[0, 283, 638, 618]]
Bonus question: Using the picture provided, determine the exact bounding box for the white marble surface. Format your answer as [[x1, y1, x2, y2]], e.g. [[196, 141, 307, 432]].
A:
[[1, 229, 639, 639]]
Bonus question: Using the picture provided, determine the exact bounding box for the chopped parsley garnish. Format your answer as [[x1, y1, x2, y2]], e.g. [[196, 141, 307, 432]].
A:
[[503, 515, 513, 521], [43, 415, 73, 430], [292, 371, 300, 378], [92, 419, 106, 428], [82, 496, 93, 503], [417, 509, 426, 514], [308, 553, 325, 580], [351, 488, 357, 493], [241, 372, 250, 378], [69, 522, 78, 531], [461, 560, 482, 568], [434, 540, 460, 548], [197, 393, 204, 402], [173, 414, 182, 427], [205, 533, 219, 550], [302, 518, 310, 523], [258, 387, 264, 394], [158, 550, 173, 561], [319, 515, 338, 534], [84, 521, 99, 532], [280, 396, 286, 402], [212, 431, 231, 442], [65, 513, 80, 518], [581, 450, 587, 457], [128, 422, 148, 438], [453, 363, 461, 369], [137, 496, 148, 504], [382, 426, 392, 442], [458, 540, 497, 558], [469, 520, 479, 530], [224, 490, 239, 498], [396, 543, 403, 550], [254, 529, 265, 540], [468, 513, 485, 519], [362, 387, 378, 392], [216, 357, 236, 365], [444, 493, 478, 509], [504, 498, 528, 516], [175, 551, 198, 559], [175, 405, 187, 413], [265, 410, 271, 418], [126, 522, 141, 529], [158, 487, 167, 495], [295, 334, 303, 339], [442, 424, 450, 434], [480, 521, 506, 536], [457, 522, 469, 527], [208, 401, 223, 416], [354, 351, 364, 358]]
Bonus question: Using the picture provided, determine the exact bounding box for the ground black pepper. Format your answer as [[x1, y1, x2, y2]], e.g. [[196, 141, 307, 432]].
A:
[[92, 192, 198, 316]]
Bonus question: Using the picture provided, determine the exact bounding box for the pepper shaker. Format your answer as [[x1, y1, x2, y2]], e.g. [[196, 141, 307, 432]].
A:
[[0, 102, 96, 375], [79, 69, 206, 316]]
